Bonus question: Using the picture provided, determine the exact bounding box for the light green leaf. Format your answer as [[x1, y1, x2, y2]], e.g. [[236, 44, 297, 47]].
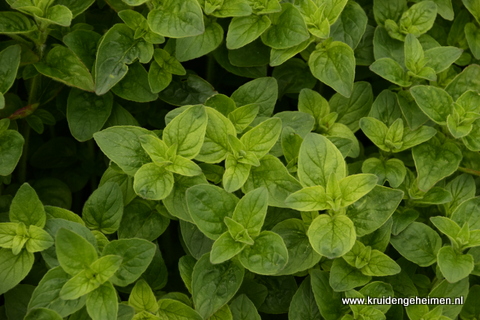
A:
[[40, 5, 72, 26], [285, 186, 329, 211], [399, 1, 437, 36], [176, 19, 223, 61], [102, 238, 156, 287], [157, 299, 203, 320], [362, 158, 406, 188], [329, 258, 371, 292], [196, 107, 237, 163], [231, 77, 278, 117], [232, 187, 268, 237], [228, 104, 260, 133], [437, 246, 474, 283], [243, 155, 302, 208], [24, 308, 63, 320], [186, 184, 239, 240], [0, 12, 36, 34], [86, 282, 118, 320], [227, 15, 272, 49], [309, 40, 355, 97], [297, 133, 346, 187], [240, 118, 282, 159], [308, 214, 356, 258], [148, 61, 172, 93], [55, 0, 95, 17], [425, 46, 463, 73], [238, 230, 288, 275], [339, 174, 378, 208], [82, 182, 123, 234], [10, 183, 45, 228], [166, 155, 202, 176], [25, 225, 54, 253], [373, 0, 407, 26], [67, 89, 113, 142], [412, 136, 462, 191], [261, 3, 309, 49], [369, 58, 411, 87], [361, 250, 401, 276], [463, 0, 480, 24], [147, 0, 204, 38], [410, 85, 453, 125], [94, 126, 153, 176], [390, 222, 441, 267], [192, 254, 244, 319], [404, 33, 425, 74], [163, 105, 208, 159], [330, 1, 368, 50], [210, 232, 246, 264], [134, 163, 174, 200], [55, 228, 98, 276], [128, 279, 158, 313], [0, 248, 34, 295]]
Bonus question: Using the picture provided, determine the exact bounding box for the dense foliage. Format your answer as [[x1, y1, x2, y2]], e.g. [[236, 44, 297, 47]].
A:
[[1, 0, 480, 319]]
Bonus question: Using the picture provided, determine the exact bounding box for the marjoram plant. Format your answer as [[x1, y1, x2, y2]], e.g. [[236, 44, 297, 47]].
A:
[[1, 0, 480, 319]]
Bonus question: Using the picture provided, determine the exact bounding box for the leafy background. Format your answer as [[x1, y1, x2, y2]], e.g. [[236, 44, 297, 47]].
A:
[[1, 0, 480, 319]]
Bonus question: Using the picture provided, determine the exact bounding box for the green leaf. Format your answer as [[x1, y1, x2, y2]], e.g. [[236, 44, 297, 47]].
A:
[[24, 308, 63, 320], [67, 89, 113, 142], [60, 255, 122, 300], [0, 129, 25, 176], [28, 266, 85, 317], [176, 19, 223, 62], [410, 86, 453, 125], [329, 258, 371, 292], [369, 58, 411, 87], [95, 24, 145, 95], [399, 1, 437, 36], [430, 216, 461, 239], [240, 118, 282, 159], [230, 294, 261, 320], [298, 133, 346, 187], [55, 0, 95, 17], [390, 222, 441, 267], [86, 282, 117, 320], [186, 184, 239, 240], [463, 0, 480, 24], [338, 174, 378, 208], [197, 107, 237, 163], [224, 216, 254, 245], [347, 186, 404, 237], [163, 105, 208, 159], [270, 37, 315, 67], [82, 182, 123, 234], [55, 228, 98, 276], [437, 246, 474, 283], [373, 0, 407, 26], [285, 186, 329, 211], [192, 254, 244, 318], [231, 77, 278, 117], [164, 175, 209, 222], [134, 163, 174, 200], [329, 82, 373, 133], [0, 248, 34, 295], [309, 40, 355, 97], [362, 158, 406, 188], [330, 1, 368, 50], [227, 15, 272, 50], [261, 3, 309, 49], [288, 276, 321, 320], [310, 269, 347, 320], [272, 219, 321, 275], [25, 225, 54, 253], [128, 279, 158, 313], [166, 155, 202, 177], [148, 61, 172, 93], [157, 299, 203, 320], [243, 155, 302, 208], [94, 126, 153, 176], [0, 45, 21, 94], [0, 12, 36, 34], [361, 250, 401, 276], [210, 232, 246, 264], [231, 187, 268, 237], [308, 214, 356, 258], [412, 136, 462, 191], [147, 0, 204, 38], [153, 48, 186, 75], [102, 238, 156, 287], [9, 183, 45, 228], [425, 46, 463, 73], [228, 104, 259, 133], [111, 62, 158, 102], [238, 230, 288, 275]]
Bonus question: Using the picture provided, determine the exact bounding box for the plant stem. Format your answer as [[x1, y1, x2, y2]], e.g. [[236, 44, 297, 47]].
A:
[[206, 54, 216, 87], [458, 166, 480, 177]]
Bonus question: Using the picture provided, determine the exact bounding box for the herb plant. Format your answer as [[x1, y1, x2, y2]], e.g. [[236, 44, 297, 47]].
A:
[[0, 0, 480, 319]]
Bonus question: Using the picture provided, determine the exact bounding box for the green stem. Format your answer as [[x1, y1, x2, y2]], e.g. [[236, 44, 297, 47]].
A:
[[458, 166, 480, 177]]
